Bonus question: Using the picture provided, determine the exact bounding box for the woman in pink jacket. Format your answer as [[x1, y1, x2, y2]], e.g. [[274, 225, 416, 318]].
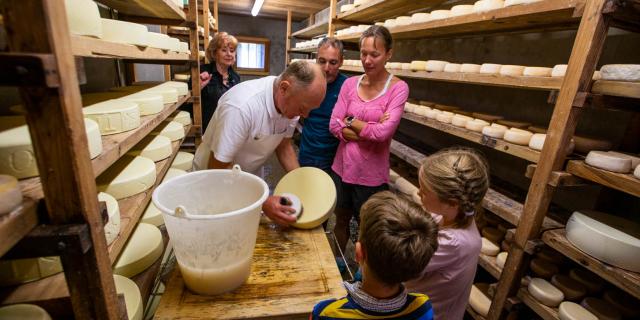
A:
[[329, 25, 409, 255]]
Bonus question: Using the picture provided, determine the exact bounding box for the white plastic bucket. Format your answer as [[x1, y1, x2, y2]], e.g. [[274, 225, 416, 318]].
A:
[[152, 165, 268, 295]]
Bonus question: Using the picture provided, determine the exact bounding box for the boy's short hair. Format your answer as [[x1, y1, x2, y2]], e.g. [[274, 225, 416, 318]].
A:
[[359, 191, 439, 286]]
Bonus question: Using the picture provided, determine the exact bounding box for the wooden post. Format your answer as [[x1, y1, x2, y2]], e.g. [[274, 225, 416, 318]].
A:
[[286, 10, 292, 66], [0, 0, 119, 319], [203, 0, 210, 64], [328, 0, 338, 36], [486, 0, 611, 318], [213, 0, 219, 31], [161, 26, 172, 81], [189, 0, 202, 140]]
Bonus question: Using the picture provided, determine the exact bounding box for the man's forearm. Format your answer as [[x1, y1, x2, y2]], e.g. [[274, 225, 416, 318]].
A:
[[276, 140, 300, 172]]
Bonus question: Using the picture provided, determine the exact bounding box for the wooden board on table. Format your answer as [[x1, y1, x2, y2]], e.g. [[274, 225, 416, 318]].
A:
[[592, 80, 640, 99], [517, 288, 559, 320], [337, 0, 446, 24], [155, 219, 345, 319], [566, 160, 640, 197], [542, 229, 640, 300], [71, 35, 190, 63], [95, 0, 186, 23]]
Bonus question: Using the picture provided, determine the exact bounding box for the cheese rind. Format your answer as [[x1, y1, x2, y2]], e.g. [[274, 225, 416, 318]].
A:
[[98, 192, 121, 246], [528, 133, 546, 151], [481, 237, 500, 256], [100, 19, 148, 47], [395, 16, 412, 26], [65, 0, 102, 38], [635, 164, 640, 179], [528, 278, 564, 307], [170, 110, 192, 126], [473, 0, 506, 13], [0, 304, 52, 320], [425, 109, 441, 119], [444, 63, 462, 73], [141, 202, 163, 226], [585, 151, 632, 173], [451, 115, 472, 127], [606, 151, 640, 169], [552, 64, 568, 77], [401, 63, 411, 70], [410, 60, 428, 71], [436, 113, 454, 124], [480, 63, 502, 74], [142, 86, 179, 104], [469, 284, 491, 317], [425, 60, 449, 72], [482, 126, 506, 139], [340, 4, 354, 12], [171, 151, 195, 171], [146, 32, 176, 51], [559, 302, 598, 320], [114, 223, 163, 278], [97, 155, 156, 200], [85, 118, 103, 159], [451, 5, 475, 16], [499, 65, 526, 76], [127, 135, 172, 162], [524, 67, 553, 77], [600, 64, 640, 82], [152, 121, 185, 141], [83, 100, 141, 136], [460, 63, 482, 73], [119, 93, 164, 116], [504, 129, 533, 145], [114, 274, 143, 320]]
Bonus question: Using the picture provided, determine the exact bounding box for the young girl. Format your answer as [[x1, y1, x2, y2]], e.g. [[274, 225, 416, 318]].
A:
[[405, 148, 490, 320]]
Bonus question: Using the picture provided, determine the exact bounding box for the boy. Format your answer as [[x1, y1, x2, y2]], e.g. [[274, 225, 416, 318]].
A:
[[311, 191, 439, 319]]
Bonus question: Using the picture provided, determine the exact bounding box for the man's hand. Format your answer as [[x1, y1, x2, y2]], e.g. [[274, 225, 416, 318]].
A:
[[200, 71, 212, 89], [262, 195, 297, 226]]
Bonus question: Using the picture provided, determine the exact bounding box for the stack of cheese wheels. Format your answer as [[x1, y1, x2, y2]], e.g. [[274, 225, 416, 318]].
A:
[[0, 175, 22, 216], [410, 60, 428, 71], [481, 237, 500, 256], [0, 304, 52, 320], [581, 297, 622, 320], [114, 274, 143, 320], [585, 151, 633, 173], [600, 64, 640, 82], [152, 121, 185, 141], [499, 65, 526, 76], [473, 0, 505, 13], [171, 152, 195, 171], [83, 100, 141, 135], [551, 274, 587, 302], [524, 67, 553, 77], [461, 63, 482, 73], [169, 110, 192, 126], [469, 284, 491, 317], [425, 60, 449, 72], [97, 155, 156, 200], [0, 256, 62, 286], [444, 63, 462, 73], [411, 13, 430, 24], [559, 301, 598, 320], [465, 119, 490, 132], [100, 19, 149, 47], [505, 0, 543, 6], [114, 223, 164, 278], [451, 5, 475, 16], [429, 10, 450, 20], [528, 277, 564, 307], [566, 210, 640, 272], [64, 0, 102, 38], [504, 128, 533, 145], [480, 63, 502, 74], [127, 135, 173, 162], [99, 192, 121, 246]]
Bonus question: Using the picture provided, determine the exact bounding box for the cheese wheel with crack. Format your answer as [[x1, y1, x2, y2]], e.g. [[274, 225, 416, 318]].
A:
[[481, 237, 500, 256], [114, 223, 163, 278], [469, 284, 491, 317], [499, 65, 526, 76], [568, 268, 604, 295], [524, 67, 553, 77], [425, 60, 449, 72], [585, 151, 632, 173], [444, 63, 462, 73], [410, 60, 428, 71], [480, 63, 502, 74], [600, 64, 640, 82], [559, 302, 598, 320], [580, 297, 622, 320], [482, 126, 506, 139], [473, 0, 506, 13], [451, 5, 475, 16], [127, 135, 172, 162], [97, 155, 156, 199], [528, 278, 564, 307], [551, 274, 587, 302], [461, 63, 482, 73], [411, 13, 431, 24], [430, 10, 450, 20], [504, 129, 533, 145]]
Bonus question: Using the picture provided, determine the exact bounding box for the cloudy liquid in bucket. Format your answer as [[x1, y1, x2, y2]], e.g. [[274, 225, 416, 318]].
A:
[[179, 256, 253, 295]]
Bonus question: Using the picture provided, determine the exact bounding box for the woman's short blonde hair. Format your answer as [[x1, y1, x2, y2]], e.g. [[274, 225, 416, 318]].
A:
[[206, 32, 238, 62]]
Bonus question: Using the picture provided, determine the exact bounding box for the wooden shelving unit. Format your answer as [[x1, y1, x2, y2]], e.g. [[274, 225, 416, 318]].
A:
[[0, 0, 202, 318], [566, 160, 640, 197], [336, 0, 443, 24], [592, 80, 640, 99], [517, 288, 559, 320], [291, 21, 330, 39]]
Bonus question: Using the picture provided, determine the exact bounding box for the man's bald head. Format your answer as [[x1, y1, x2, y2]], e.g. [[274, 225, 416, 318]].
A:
[[275, 61, 326, 119]]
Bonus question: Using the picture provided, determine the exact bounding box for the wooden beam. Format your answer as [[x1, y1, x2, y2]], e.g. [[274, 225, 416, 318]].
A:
[[286, 10, 292, 66], [487, 0, 611, 319], [213, 0, 219, 31], [189, 0, 203, 141], [328, 0, 337, 36], [203, 0, 210, 63], [0, 0, 120, 319]]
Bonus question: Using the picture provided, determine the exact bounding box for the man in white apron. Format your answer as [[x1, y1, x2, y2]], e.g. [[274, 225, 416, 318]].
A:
[[194, 61, 326, 226]]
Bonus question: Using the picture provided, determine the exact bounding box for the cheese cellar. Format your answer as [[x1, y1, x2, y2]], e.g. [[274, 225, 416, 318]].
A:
[[0, 0, 639, 319]]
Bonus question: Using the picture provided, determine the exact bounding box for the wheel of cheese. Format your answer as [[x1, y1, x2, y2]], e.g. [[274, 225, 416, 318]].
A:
[[425, 109, 441, 119], [506, 0, 543, 5], [84, 118, 103, 159], [451, 5, 475, 16], [473, 0, 506, 13], [97, 155, 156, 200], [416, 106, 432, 117], [566, 210, 640, 272], [0, 256, 62, 286], [0, 304, 51, 320], [0, 175, 22, 216], [469, 284, 491, 317], [444, 63, 462, 73], [410, 60, 428, 71], [162, 168, 188, 184], [171, 152, 194, 171], [177, 41, 189, 53], [429, 10, 450, 20], [496, 252, 508, 268], [64, 0, 102, 38], [170, 111, 192, 126], [465, 120, 489, 132], [550, 274, 586, 302], [529, 258, 558, 280], [559, 302, 598, 320], [411, 13, 431, 24], [147, 32, 176, 51], [383, 19, 397, 28], [119, 93, 164, 116], [152, 121, 185, 141], [159, 81, 189, 96], [568, 268, 604, 295], [528, 133, 547, 151], [83, 100, 141, 136], [504, 129, 533, 145], [573, 135, 613, 153], [480, 63, 502, 74], [461, 63, 482, 73], [0, 125, 38, 179], [388, 62, 402, 69], [581, 297, 622, 320], [425, 60, 449, 72], [142, 86, 179, 104], [552, 64, 568, 77], [481, 237, 500, 256], [603, 289, 640, 318], [600, 64, 640, 82], [482, 227, 505, 244], [174, 74, 190, 81], [524, 67, 553, 77], [499, 65, 526, 76], [354, 0, 370, 6], [482, 126, 506, 139], [114, 223, 163, 278], [340, 4, 354, 12], [436, 113, 454, 124], [127, 135, 172, 162], [100, 19, 148, 47], [607, 151, 640, 169], [585, 151, 632, 173], [395, 16, 412, 26], [401, 63, 411, 70], [114, 274, 143, 320], [451, 115, 472, 127], [528, 278, 564, 307], [98, 192, 121, 245]]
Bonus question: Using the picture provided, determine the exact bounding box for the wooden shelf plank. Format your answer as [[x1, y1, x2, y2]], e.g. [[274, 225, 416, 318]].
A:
[[92, 94, 190, 178], [337, 0, 445, 24], [478, 253, 503, 279], [403, 113, 541, 163], [592, 80, 640, 99], [566, 160, 640, 197], [95, 0, 186, 23], [525, 164, 587, 187], [542, 229, 640, 300], [517, 288, 559, 320], [288, 48, 316, 54], [71, 35, 190, 63], [0, 199, 38, 257], [167, 26, 205, 39], [0, 131, 188, 307], [337, 0, 584, 41], [341, 66, 562, 91], [291, 22, 328, 39]]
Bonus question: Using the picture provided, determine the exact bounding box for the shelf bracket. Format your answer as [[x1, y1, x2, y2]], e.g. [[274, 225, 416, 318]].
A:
[[0, 53, 86, 87], [2, 224, 92, 260], [525, 164, 588, 187]]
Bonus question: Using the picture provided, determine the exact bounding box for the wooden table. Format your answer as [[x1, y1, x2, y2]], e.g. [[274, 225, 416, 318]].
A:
[[155, 218, 346, 319]]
